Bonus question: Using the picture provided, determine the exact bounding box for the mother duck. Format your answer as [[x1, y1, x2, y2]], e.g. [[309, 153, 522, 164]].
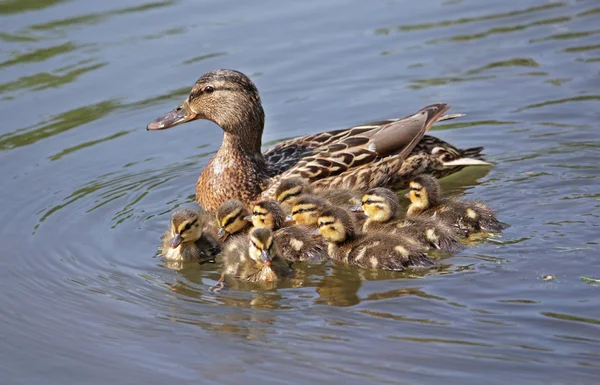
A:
[[147, 69, 486, 212]]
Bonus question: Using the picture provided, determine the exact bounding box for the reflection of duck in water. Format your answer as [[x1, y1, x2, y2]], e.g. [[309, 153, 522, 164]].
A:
[[221, 228, 293, 283], [406, 174, 505, 236], [161, 209, 221, 264], [147, 69, 485, 212]]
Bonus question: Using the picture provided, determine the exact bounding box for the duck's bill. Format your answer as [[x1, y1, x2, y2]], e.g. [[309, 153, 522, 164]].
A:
[[217, 228, 229, 242], [147, 104, 198, 130], [170, 234, 184, 248], [349, 204, 363, 213], [311, 228, 321, 238]]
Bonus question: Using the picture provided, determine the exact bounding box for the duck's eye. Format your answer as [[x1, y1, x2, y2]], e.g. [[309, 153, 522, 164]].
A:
[[204, 86, 214, 93], [414, 192, 421, 198], [363, 199, 373, 205]]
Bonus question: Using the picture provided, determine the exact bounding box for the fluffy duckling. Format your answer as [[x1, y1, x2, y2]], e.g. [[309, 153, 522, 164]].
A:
[[275, 177, 362, 210], [215, 199, 252, 242], [287, 194, 332, 228], [406, 174, 504, 235], [221, 228, 293, 282], [316, 207, 435, 271], [357, 187, 462, 252], [250, 200, 327, 263], [161, 209, 221, 263]]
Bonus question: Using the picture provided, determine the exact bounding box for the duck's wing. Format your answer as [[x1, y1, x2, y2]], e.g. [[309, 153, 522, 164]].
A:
[[262, 103, 451, 198], [263, 107, 462, 177]]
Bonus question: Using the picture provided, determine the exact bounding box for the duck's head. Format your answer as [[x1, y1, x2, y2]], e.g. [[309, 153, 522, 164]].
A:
[[358, 188, 399, 223], [147, 69, 265, 136], [406, 174, 441, 210], [275, 178, 311, 206], [317, 207, 356, 244], [288, 194, 329, 226], [250, 200, 285, 230], [215, 199, 250, 242], [169, 209, 203, 248], [248, 228, 276, 266]]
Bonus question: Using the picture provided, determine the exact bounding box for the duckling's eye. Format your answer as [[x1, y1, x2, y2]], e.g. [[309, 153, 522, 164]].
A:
[[363, 199, 374, 205], [204, 86, 214, 93], [184, 223, 192, 231], [414, 192, 421, 198]]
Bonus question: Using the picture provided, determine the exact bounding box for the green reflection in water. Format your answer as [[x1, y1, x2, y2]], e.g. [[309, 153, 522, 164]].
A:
[[428, 16, 570, 44], [374, 3, 567, 34], [407, 75, 494, 90], [563, 43, 600, 53], [29, 0, 176, 30], [542, 312, 600, 326], [0, 0, 67, 15], [183, 52, 228, 65], [466, 58, 540, 75], [531, 28, 600, 43], [0, 100, 122, 150], [518, 95, 600, 111], [48, 130, 131, 161], [0, 63, 106, 94], [0, 42, 76, 69], [0, 32, 37, 42]]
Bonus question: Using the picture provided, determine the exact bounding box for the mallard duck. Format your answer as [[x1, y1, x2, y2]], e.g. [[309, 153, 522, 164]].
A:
[[316, 206, 434, 271], [215, 199, 252, 242], [147, 69, 485, 212], [356, 187, 462, 252], [406, 174, 504, 235], [275, 177, 362, 210], [221, 227, 293, 282], [286, 194, 332, 228], [161, 209, 221, 263], [250, 200, 327, 263]]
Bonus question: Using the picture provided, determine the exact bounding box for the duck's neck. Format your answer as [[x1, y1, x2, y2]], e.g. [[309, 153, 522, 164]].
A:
[[221, 130, 263, 159]]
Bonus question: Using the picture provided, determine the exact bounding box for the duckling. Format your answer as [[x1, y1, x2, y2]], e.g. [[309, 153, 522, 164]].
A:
[[287, 194, 332, 228], [215, 199, 252, 242], [275, 177, 362, 210], [406, 174, 504, 235], [250, 200, 327, 263], [161, 209, 221, 263], [316, 206, 434, 271], [221, 228, 293, 282], [357, 187, 462, 252]]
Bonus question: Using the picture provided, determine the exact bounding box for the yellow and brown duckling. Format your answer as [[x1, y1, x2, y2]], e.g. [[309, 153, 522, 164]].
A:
[[316, 206, 435, 272], [215, 199, 252, 242], [356, 187, 462, 252], [406, 174, 504, 235], [250, 200, 327, 263], [147, 69, 484, 212], [161, 209, 221, 263], [221, 227, 293, 282], [287, 194, 332, 229]]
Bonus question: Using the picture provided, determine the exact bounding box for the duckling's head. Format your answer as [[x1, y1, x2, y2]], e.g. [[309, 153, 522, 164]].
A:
[[248, 228, 276, 266], [215, 200, 250, 241], [169, 209, 203, 248], [147, 69, 265, 136], [317, 207, 356, 244], [251, 200, 285, 230], [361, 188, 399, 222], [407, 174, 441, 210], [289, 194, 329, 226], [275, 178, 311, 206]]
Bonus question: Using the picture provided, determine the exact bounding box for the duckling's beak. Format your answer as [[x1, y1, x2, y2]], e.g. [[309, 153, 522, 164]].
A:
[[261, 250, 272, 266], [147, 103, 198, 130], [243, 215, 253, 222], [404, 192, 410, 199], [350, 204, 364, 213], [284, 214, 294, 226], [217, 228, 229, 242], [311, 228, 321, 238], [170, 234, 184, 248]]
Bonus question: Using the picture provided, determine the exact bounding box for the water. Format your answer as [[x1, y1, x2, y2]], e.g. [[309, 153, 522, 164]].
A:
[[1, 0, 599, 384]]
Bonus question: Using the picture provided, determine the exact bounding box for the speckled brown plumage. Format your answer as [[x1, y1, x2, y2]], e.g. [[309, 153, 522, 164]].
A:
[[160, 209, 221, 263], [147, 69, 487, 212]]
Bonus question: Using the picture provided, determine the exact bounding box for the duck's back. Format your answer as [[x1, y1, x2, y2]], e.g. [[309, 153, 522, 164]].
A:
[[273, 226, 327, 263]]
